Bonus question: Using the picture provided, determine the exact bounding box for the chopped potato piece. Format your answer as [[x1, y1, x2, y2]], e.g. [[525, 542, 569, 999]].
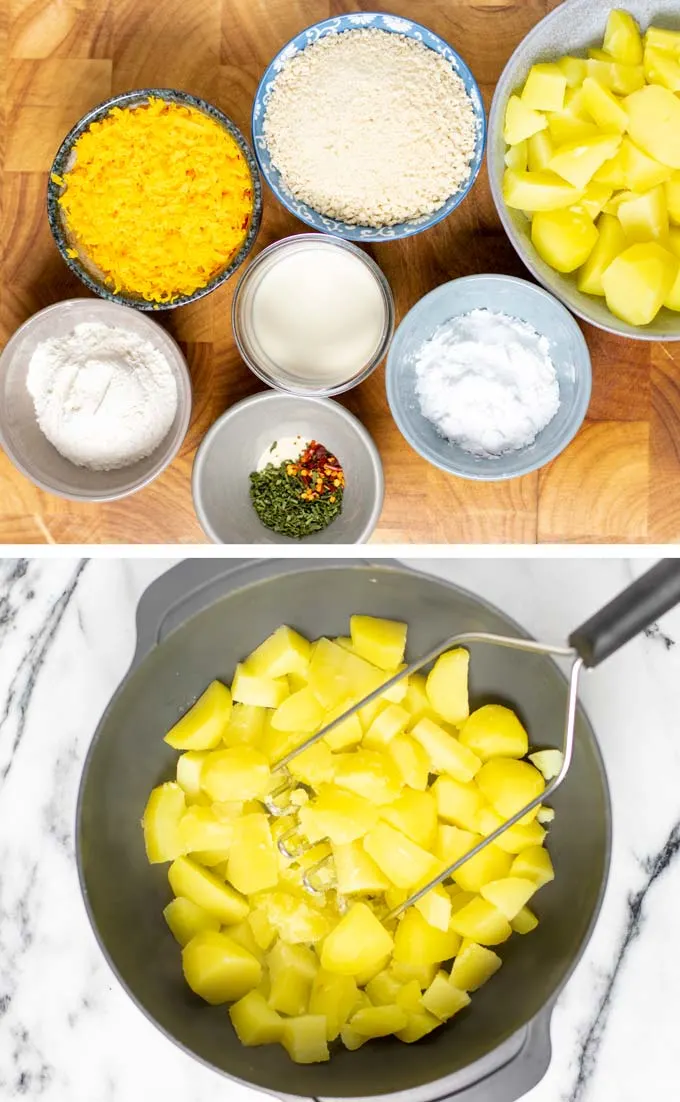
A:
[[287, 742, 335, 787], [176, 751, 209, 798], [625, 85, 680, 169], [550, 133, 622, 189], [527, 129, 555, 173], [587, 58, 644, 95], [182, 930, 261, 1004], [350, 615, 407, 671], [432, 775, 485, 833], [333, 749, 402, 805], [450, 941, 502, 991], [580, 78, 629, 134], [413, 880, 452, 933], [333, 841, 391, 895], [666, 174, 680, 225], [366, 969, 402, 1006], [201, 746, 270, 802], [380, 789, 437, 848], [271, 687, 323, 733], [396, 1010, 441, 1043], [393, 908, 461, 965], [168, 857, 249, 924], [411, 719, 480, 782], [350, 1005, 408, 1038], [480, 877, 537, 920], [229, 990, 282, 1045], [573, 182, 613, 221], [281, 1015, 330, 1064], [425, 649, 469, 725], [421, 972, 471, 1021], [403, 673, 435, 723], [179, 804, 235, 855], [452, 841, 512, 894], [246, 625, 311, 679], [592, 147, 627, 188], [307, 638, 376, 710], [363, 702, 410, 749], [267, 940, 318, 1016], [504, 95, 548, 145], [532, 208, 598, 272], [511, 906, 540, 935], [557, 56, 588, 87], [511, 846, 555, 888], [577, 212, 627, 296], [231, 664, 289, 709], [322, 703, 363, 751], [622, 138, 673, 192], [142, 782, 186, 863], [548, 113, 600, 147], [390, 960, 438, 989], [458, 704, 529, 762], [248, 909, 277, 951], [364, 822, 439, 889], [528, 749, 564, 780], [617, 184, 668, 242], [644, 45, 680, 91], [664, 227, 680, 310], [163, 896, 220, 946], [476, 806, 547, 854], [227, 814, 278, 895], [505, 140, 528, 171], [604, 10, 643, 65], [309, 970, 359, 1041], [448, 898, 512, 946], [387, 734, 430, 791], [645, 26, 680, 55], [321, 903, 394, 976], [435, 823, 479, 866], [521, 63, 567, 113], [503, 169, 584, 212], [222, 704, 267, 748], [603, 241, 678, 325], [164, 681, 232, 750], [299, 784, 378, 844], [255, 890, 332, 944], [476, 759, 545, 824]]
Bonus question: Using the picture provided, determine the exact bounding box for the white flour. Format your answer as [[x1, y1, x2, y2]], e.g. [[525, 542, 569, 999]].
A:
[[414, 309, 560, 458], [27, 322, 178, 471]]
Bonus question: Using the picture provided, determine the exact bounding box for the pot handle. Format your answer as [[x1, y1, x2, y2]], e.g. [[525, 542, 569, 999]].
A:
[[132, 557, 396, 669], [568, 559, 680, 668]]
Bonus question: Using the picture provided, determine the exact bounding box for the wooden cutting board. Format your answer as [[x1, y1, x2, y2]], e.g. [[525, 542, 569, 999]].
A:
[[1, 0, 678, 544]]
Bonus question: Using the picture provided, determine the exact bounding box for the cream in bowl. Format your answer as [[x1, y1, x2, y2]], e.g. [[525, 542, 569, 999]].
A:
[[232, 235, 394, 396]]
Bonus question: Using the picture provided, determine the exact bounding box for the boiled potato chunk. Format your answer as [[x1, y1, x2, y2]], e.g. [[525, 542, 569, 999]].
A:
[[411, 719, 480, 783], [201, 746, 270, 802], [450, 941, 502, 991], [246, 625, 311, 678], [580, 79, 628, 134], [421, 972, 470, 1021], [307, 638, 375, 710], [528, 749, 564, 780], [413, 880, 452, 933], [364, 822, 439, 889], [602, 242, 678, 325], [666, 175, 680, 225], [222, 704, 267, 748], [425, 649, 469, 725], [622, 138, 672, 191], [309, 971, 359, 1041], [298, 784, 378, 844], [396, 1010, 441, 1043], [366, 969, 402, 1006], [255, 890, 331, 944], [332, 841, 391, 895], [231, 664, 289, 709], [393, 908, 461, 965], [163, 896, 220, 946], [432, 775, 485, 833], [604, 10, 643, 64], [531, 209, 598, 272], [449, 898, 512, 946], [643, 46, 680, 92], [281, 1016, 330, 1064], [179, 804, 236, 855], [321, 903, 394, 976], [557, 56, 588, 87], [504, 95, 548, 145], [549, 133, 622, 189], [229, 990, 283, 1045], [664, 229, 680, 310], [227, 814, 278, 894], [521, 64, 567, 113], [333, 749, 402, 805], [452, 841, 512, 894], [577, 213, 627, 295], [390, 960, 438, 989], [350, 615, 407, 670], [322, 705, 363, 751], [380, 789, 437, 848], [646, 27, 680, 55], [587, 58, 644, 95], [527, 129, 554, 172], [270, 687, 323, 733], [363, 702, 410, 749], [458, 704, 529, 761], [168, 857, 249, 924], [511, 845, 555, 888], [617, 184, 668, 242], [574, 182, 613, 221], [267, 940, 318, 1015], [511, 906, 539, 934], [480, 877, 536, 920], [142, 782, 186, 863], [476, 806, 546, 854], [625, 85, 680, 169], [503, 170, 583, 212], [350, 1005, 408, 1038], [387, 734, 430, 791], [505, 140, 528, 171], [476, 759, 545, 824], [593, 147, 627, 188], [164, 681, 232, 750], [287, 742, 335, 787], [182, 930, 261, 1004], [176, 751, 209, 798]]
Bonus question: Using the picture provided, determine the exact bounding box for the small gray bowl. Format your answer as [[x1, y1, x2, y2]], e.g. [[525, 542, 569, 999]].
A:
[[47, 88, 262, 311], [192, 391, 384, 543], [386, 274, 591, 482], [488, 0, 680, 341]]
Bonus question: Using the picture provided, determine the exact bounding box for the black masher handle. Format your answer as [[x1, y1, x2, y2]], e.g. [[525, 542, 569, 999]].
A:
[[569, 559, 680, 668]]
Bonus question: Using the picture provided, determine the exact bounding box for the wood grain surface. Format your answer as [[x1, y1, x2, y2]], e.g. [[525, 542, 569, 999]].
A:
[[1, 0, 679, 545]]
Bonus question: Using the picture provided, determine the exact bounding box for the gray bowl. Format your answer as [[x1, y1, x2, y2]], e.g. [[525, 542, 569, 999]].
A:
[[386, 274, 591, 482], [488, 0, 680, 341], [191, 392, 384, 543]]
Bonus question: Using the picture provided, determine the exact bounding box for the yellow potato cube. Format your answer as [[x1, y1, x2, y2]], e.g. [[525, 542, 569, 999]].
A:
[[229, 990, 282, 1046], [435, 823, 478, 865], [604, 10, 643, 65], [476, 806, 547, 854], [521, 63, 567, 112], [164, 681, 232, 750], [350, 1005, 408, 1038], [281, 1015, 330, 1064], [333, 841, 391, 895], [350, 614, 407, 671], [366, 969, 402, 1006], [504, 95, 548, 145], [503, 169, 584, 212], [396, 1010, 441, 1043], [341, 1024, 368, 1050], [532, 208, 598, 272], [267, 940, 318, 1015], [449, 941, 502, 991], [663, 228, 680, 310], [179, 805, 235, 855], [248, 909, 277, 951], [321, 902, 394, 976], [298, 784, 378, 845], [200, 746, 270, 802], [577, 212, 627, 295], [396, 979, 423, 1012], [333, 749, 403, 805], [527, 130, 554, 173], [528, 749, 565, 780], [227, 920, 265, 962], [548, 112, 601, 146], [380, 789, 437, 848], [363, 703, 410, 749], [644, 45, 680, 91], [625, 85, 680, 169], [271, 687, 323, 733], [222, 703, 267, 748], [182, 930, 261, 1004], [603, 241, 678, 324], [587, 58, 644, 94], [617, 184, 669, 242], [364, 822, 439, 889], [646, 26, 680, 54], [511, 906, 540, 934], [573, 183, 612, 221], [353, 955, 393, 988], [452, 841, 512, 894], [413, 881, 452, 933], [309, 970, 359, 1041], [476, 759, 545, 824], [411, 719, 480, 782], [666, 174, 680, 225], [307, 638, 375, 710], [432, 775, 485, 832], [550, 133, 622, 190], [142, 782, 186, 863], [557, 56, 588, 87], [227, 814, 278, 895], [480, 877, 537, 920], [511, 846, 555, 888], [421, 972, 471, 1021], [387, 734, 430, 791], [163, 896, 220, 946], [231, 664, 289, 709], [592, 147, 627, 188], [390, 960, 438, 989], [176, 751, 209, 798], [168, 857, 249, 924], [448, 897, 512, 946], [458, 704, 529, 762], [403, 673, 436, 723], [425, 649, 469, 725], [245, 625, 311, 679], [393, 907, 461, 965], [288, 744, 335, 788], [255, 890, 332, 944], [322, 705, 364, 751], [505, 140, 528, 171]]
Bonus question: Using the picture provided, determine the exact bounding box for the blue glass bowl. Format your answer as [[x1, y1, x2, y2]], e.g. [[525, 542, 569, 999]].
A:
[[252, 12, 486, 242]]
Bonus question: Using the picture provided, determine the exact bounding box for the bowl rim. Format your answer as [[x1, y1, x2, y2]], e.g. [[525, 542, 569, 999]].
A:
[[385, 272, 593, 482], [191, 390, 385, 543], [487, 0, 680, 342], [251, 11, 487, 243], [231, 233, 396, 396], [0, 297, 193, 502], [47, 88, 263, 312]]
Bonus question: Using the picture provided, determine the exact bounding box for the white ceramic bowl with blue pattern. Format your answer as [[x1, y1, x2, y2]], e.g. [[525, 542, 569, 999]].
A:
[[252, 12, 486, 242]]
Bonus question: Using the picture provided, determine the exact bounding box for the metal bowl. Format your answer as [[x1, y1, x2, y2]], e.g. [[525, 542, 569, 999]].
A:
[[488, 0, 680, 341], [47, 88, 262, 311], [252, 12, 486, 242], [191, 391, 384, 543]]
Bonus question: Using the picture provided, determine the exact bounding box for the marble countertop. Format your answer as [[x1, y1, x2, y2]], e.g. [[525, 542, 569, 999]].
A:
[[0, 556, 678, 1102]]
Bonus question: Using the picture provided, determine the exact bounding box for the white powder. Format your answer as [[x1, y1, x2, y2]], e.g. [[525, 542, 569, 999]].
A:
[[26, 322, 178, 471], [414, 309, 560, 458]]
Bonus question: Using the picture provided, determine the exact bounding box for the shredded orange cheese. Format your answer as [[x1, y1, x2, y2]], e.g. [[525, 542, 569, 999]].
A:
[[57, 97, 254, 303]]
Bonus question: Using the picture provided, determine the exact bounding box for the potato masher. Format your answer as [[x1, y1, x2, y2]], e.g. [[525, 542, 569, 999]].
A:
[[265, 560, 680, 918]]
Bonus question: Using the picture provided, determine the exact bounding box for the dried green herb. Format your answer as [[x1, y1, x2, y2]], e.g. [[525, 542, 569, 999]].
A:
[[250, 463, 343, 539]]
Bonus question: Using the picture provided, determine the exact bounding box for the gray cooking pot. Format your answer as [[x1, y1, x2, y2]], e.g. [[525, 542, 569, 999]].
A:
[[76, 560, 612, 1102]]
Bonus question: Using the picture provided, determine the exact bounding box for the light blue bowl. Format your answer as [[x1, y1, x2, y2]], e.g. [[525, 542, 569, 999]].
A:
[[252, 12, 486, 242], [386, 275, 592, 482]]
